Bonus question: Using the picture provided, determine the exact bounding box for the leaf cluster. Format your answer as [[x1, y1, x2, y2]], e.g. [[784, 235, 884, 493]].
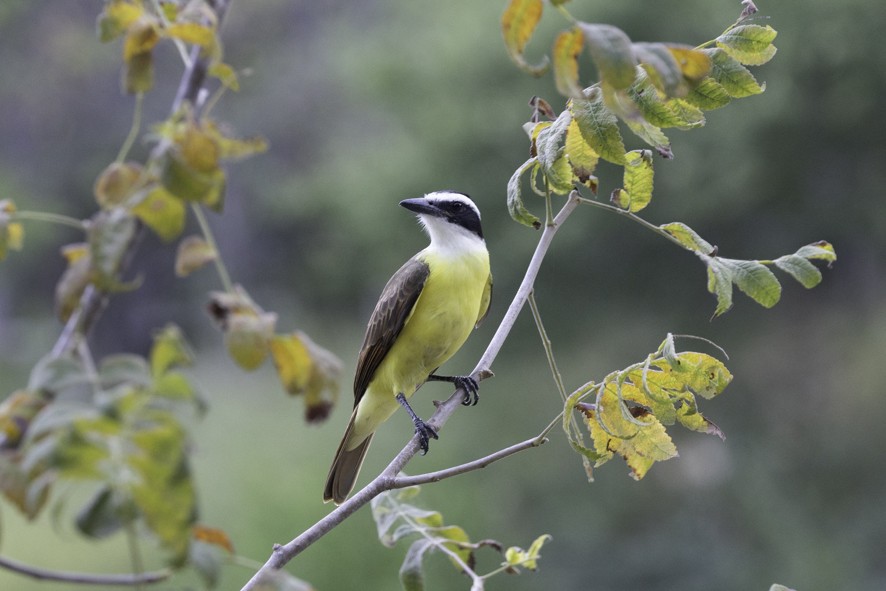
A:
[[503, 0, 777, 228], [563, 334, 731, 480], [371, 486, 551, 591]]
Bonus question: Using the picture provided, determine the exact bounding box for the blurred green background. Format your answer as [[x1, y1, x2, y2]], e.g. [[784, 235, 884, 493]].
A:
[[1, 0, 884, 590]]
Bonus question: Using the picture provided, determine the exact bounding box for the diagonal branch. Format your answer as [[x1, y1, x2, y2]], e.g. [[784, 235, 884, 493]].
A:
[[239, 191, 582, 591]]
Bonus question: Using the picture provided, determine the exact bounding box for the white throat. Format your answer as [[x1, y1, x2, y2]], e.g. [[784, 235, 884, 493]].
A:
[[419, 215, 486, 258]]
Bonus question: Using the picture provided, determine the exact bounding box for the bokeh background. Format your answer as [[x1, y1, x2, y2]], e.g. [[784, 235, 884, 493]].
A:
[[1, 1, 884, 590]]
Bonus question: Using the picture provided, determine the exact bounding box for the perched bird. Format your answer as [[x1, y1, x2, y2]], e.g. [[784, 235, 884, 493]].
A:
[[323, 191, 493, 505]]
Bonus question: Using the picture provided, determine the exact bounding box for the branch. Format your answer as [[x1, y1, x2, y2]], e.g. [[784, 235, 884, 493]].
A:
[[239, 191, 582, 591], [48, 0, 230, 360], [0, 554, 170, 586], [392, 435, 548, 488]]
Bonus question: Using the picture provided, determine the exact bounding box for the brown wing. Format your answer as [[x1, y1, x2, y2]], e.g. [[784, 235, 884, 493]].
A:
[[353, 257, 430, 405], [475, 272, 493, 328]]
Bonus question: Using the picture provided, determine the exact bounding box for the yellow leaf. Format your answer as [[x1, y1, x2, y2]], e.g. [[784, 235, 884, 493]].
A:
[[208, 62, 240, 91], [132, 186, 186, 242], [150, 324, 193, 378], [667, 45, 711, 83], [553, 27, 584, 98], [55, 244, 93, 322], [174, 235, 217, 277], [0, 199, 25, 260], [269, 333, 313, 396], [501, 0, 549, 75], [97, 0, 144, 42], [123, 18, 160, 61], [165, 23, 215, 47]]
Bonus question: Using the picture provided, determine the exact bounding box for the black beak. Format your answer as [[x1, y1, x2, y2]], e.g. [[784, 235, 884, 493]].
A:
[[399, 197, 442, 217]]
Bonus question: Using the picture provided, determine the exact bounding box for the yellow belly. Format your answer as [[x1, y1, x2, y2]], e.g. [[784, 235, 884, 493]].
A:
[[348, 249, 489, 447]]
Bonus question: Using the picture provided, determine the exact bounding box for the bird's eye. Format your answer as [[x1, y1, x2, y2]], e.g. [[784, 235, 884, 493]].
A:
[[450, 202, 463, 211]]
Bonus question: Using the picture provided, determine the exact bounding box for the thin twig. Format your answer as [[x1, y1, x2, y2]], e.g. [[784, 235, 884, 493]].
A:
[[0, 555, 170, 586], [393, 435, 548, 488], [239, 191, 583, 591]]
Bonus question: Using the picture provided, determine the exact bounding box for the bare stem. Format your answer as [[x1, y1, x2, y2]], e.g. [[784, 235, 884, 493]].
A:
[[238, 191, 583, 591], [191, 203, 235, 292], [0, 555, 169, 586]]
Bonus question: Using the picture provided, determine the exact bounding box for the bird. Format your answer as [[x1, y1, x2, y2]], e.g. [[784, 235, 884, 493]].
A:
[[323, 191, 493, 505]]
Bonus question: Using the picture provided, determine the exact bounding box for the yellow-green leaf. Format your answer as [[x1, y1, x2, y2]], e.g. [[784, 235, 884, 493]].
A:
[[269, 333, 314, 396], [501, 0, 549, 76], [55, 243, 93, 322], [553, 27, 585, 98], [123, 18, 160, 61], [165, 23, 215, 47], [271, 331, 341, 422], [795, 241, 836, 263], [774, 254, 822, 289], [93, 161, 145, 208], [97, 0, 144, 42], [208, 62, 240, 91], [611, 150, 653, 212], [667, 45, 712, 83], [507, 157, 542, 229], [578, 23, 637, 90], [632, 42, 684, 97], [174, 235, 216, 277], [684, 76, 732, 111], [132, 186, 186, 242], [150, 324, 193, 378], [0, 199, 25, 261], [716, 24, 777, 66], [124, 50, 154, 94], [705, 48, 764, 98], [223, 311, 277, 371], [564, 118, 599, 190], [660, 221, 714, 254], [569, 89, 626, 165]]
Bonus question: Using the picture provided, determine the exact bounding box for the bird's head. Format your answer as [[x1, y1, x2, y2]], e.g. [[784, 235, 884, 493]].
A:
[[400, 192, 484, 251]]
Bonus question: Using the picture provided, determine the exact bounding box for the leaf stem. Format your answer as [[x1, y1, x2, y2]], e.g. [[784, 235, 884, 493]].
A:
[[528, 291, 568, 402], [116, 92, 144, 164], [575, 195, 689, 250], [190, 203, 235, 292], [12, 210, 84, 230]]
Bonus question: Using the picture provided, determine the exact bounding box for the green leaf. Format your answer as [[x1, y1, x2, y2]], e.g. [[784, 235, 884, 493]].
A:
[[628, 70, 705, 130], [795, 240, 837, 263], [569, 89, 626, 165], [683, 76, 732, 110], [705, 48, 764, 98], [632, 42, 684, 97], [27, 355, 87, 395], [399, 539, 433, 591], [611, 150, 654, 212], [504, 534, 552, 571], [150, 324, 193, 378], [703, 256, 781, 315], [553, 27, 585, 98], [728, 259, 782, 308], [99, 354, 153, 390], [774, 254, 822, 288], [75, 485, 125, 538], [535, 110, 575, 194], [578, 23, 637, 90], [706, 259, 734, 316], [501, 0, 549, 76], [716, 24, 777, 66], [88, 207, 138, 287], [507, 157, 542, 228], [660, 222, 715, 254]]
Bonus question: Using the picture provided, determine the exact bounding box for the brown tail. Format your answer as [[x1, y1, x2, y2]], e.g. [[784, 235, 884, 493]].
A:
[[323, 412, 373, 505]]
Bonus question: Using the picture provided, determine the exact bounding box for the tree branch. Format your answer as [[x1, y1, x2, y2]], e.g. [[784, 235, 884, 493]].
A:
[[239, 191, 582, 591], [0, 554, 170, 586], [392, 435, 548, 488]]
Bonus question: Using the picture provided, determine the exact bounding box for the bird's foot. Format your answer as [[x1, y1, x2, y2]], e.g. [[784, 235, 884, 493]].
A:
[[428, 374, 480, 406], [397, 393, 439, 455], [413, 420, 439, 455]]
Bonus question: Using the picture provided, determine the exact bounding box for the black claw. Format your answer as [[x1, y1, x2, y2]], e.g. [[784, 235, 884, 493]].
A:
[[414, 420, 439, 455], [454, 376, 480, 406]]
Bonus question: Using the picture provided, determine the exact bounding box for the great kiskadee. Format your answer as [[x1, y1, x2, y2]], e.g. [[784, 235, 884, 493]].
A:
[[323, 191, 492, 505]]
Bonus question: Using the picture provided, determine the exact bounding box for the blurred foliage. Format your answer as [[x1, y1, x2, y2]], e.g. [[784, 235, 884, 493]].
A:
[[0, 0, 883, 590]]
